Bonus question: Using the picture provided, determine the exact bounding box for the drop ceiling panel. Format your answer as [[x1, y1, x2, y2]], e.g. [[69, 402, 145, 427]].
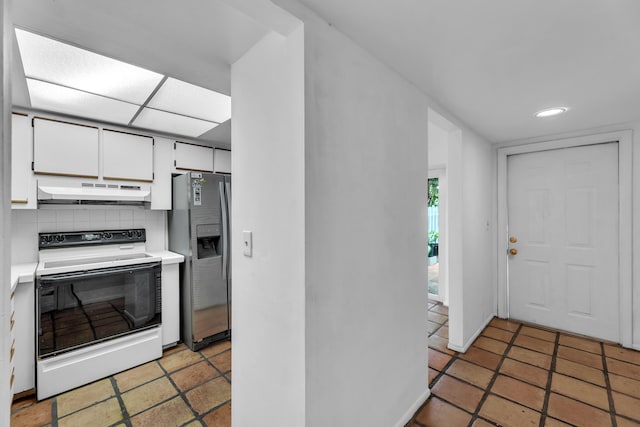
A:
[[16, 29, 163, 104], [147, 78, 231, 123], [133, 108, 219, 138], [27, 79, 140, 125]]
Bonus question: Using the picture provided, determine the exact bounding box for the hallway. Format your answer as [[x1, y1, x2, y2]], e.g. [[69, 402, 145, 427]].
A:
[[413, 302, 640, 426]]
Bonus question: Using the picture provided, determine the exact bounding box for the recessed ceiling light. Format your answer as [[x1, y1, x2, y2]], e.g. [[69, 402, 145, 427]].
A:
[[535, 107, 568, 118]]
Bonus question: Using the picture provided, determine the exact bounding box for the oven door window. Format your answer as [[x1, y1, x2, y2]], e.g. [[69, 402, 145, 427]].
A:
[[37, 262, 161, 358]]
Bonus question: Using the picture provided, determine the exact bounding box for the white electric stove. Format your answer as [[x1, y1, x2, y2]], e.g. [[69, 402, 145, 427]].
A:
[[35, 229, 163, 400]]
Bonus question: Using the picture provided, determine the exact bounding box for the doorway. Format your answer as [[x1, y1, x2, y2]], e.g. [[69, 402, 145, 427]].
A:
[[497, 131, 633, 347], [427, 172, 446, 304]]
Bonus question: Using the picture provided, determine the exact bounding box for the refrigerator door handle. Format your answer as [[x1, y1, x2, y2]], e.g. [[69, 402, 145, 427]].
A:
[[220, 180, 229, 281]]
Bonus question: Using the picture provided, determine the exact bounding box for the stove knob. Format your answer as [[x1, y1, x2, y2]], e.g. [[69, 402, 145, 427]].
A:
[[104, 232, 112, 239], [127, 231, 134, 238], [136, 230, 143, 238], [56, 235, 65, 242]]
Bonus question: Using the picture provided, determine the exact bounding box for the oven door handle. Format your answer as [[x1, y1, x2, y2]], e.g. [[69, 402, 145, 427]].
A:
[[38, 262, 160, 283]]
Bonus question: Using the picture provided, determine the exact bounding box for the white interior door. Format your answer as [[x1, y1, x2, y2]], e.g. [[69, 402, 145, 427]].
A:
[[507, 143, 619, 342]]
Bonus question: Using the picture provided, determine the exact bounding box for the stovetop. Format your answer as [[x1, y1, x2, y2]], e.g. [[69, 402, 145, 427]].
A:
[[37, 228, 161, 276], [39, 228, 147, 249]]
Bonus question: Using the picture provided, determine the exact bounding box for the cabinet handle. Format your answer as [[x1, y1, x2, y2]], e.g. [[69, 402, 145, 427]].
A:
[[11, 199, 28, 204], [10, 345, 15, 361], [10, 318, 15, 330], [10, 370, 15, 389]]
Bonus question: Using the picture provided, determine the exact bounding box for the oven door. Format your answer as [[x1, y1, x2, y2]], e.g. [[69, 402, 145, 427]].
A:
[[37, 262, 161, 358]]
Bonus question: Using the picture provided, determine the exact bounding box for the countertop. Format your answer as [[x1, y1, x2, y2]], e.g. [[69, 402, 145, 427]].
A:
[[146, 251, 185, 265], [10, 263, 38, 293]]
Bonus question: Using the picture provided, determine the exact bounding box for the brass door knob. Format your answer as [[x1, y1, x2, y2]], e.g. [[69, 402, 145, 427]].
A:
[[509, 236, 518, 243], [509, 248, 518, 255]]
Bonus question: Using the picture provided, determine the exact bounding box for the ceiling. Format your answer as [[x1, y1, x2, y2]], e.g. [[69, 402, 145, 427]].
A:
[[11, 0, 640, 144], [297, 0, 640, 142], [11, 0, 272, 147]]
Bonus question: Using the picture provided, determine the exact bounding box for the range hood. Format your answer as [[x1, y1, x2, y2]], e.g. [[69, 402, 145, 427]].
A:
[[38, 181, 151, 205]]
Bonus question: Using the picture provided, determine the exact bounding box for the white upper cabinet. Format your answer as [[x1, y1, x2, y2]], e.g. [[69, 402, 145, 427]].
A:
[[11, 113, 36, 208], [103, 129, 154, 182], [33, 117, 99, 178], [174, 142, 214, 172], [213, 148, 231, 174], [151, 137, 173, 210]]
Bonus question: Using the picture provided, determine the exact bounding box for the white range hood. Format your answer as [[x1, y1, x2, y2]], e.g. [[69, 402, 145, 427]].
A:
[[38, 180, 151, 205]]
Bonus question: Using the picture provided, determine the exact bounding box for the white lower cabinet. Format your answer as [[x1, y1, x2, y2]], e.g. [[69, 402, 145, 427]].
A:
[[148, 252, 184, 347]]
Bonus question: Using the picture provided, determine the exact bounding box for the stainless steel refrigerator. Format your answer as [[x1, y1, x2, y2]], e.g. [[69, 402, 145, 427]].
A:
[[169, 172, 231, 350]]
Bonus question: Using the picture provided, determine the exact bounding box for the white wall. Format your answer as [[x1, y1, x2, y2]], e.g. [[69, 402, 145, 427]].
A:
[[633, 121, 640, 349], [427, 122, 449, 168], [461, 130, 496, 345], [230, 27, 306, 426], [428, 113, 497, 352], [1, 1, 11, 424], [11, 208, 167, 263], [303, 17, 429, 427]]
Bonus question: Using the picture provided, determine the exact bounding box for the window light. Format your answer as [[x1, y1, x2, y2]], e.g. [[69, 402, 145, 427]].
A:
[[27, 79, 140, 125], [16, 28, 163, 104], [147, 78, 231, 123], [132, 108, 219, 138]]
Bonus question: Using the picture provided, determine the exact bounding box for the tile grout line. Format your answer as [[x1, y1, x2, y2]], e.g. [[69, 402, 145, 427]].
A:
[[110, 375, 133, 427], [538, 330, 560, 427], [51, 396, 58, 427], [157, 349, 214, 424], [601, 342, 618, 427], [155, 345, 232, 425], [467, 322, 523, 427], [411, 320, 524, 427]]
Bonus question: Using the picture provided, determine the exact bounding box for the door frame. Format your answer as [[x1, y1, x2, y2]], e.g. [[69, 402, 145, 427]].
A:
[[497, 130, 633, 347]]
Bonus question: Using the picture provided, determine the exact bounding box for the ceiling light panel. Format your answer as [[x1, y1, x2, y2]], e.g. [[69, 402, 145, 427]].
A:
[[16, 28, 163, 104], [27, 79, 140, 125], [147, 78, 231, 123], [132, 108, 219, 137]]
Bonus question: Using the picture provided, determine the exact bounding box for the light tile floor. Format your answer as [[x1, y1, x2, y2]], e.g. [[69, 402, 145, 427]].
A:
[[11, 340, 231, 427], [412, 301, 640, 427]]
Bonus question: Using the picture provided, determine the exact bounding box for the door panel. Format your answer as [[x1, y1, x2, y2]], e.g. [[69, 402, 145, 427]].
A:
[[507, 143, 619, 342]]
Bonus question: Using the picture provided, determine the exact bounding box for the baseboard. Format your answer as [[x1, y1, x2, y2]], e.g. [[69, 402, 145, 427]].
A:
[[447, 313, 496, 353], [393, 388, 431, 427]]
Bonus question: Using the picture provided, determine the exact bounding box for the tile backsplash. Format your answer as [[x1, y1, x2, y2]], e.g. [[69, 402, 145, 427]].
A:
[[12, 207, 167, 264]]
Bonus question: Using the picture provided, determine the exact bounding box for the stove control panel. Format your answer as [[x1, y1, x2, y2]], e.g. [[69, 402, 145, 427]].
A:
[[39, 229, 146, 248]]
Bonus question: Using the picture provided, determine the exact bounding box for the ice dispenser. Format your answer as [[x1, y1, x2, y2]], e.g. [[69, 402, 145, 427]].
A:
[[196, 224, 221, 259]]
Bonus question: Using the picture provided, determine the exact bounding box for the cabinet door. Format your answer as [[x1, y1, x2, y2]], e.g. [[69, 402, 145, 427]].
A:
[[33, 117, 99, 178], [213, 148, 231, 174], [103, 129, 154, 182], [174, 142, 214, 172], [13, 281, 35, 394], [161, 264, 180, 346], [11, 113, 36, 208], [151, 138, 173, 210]]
